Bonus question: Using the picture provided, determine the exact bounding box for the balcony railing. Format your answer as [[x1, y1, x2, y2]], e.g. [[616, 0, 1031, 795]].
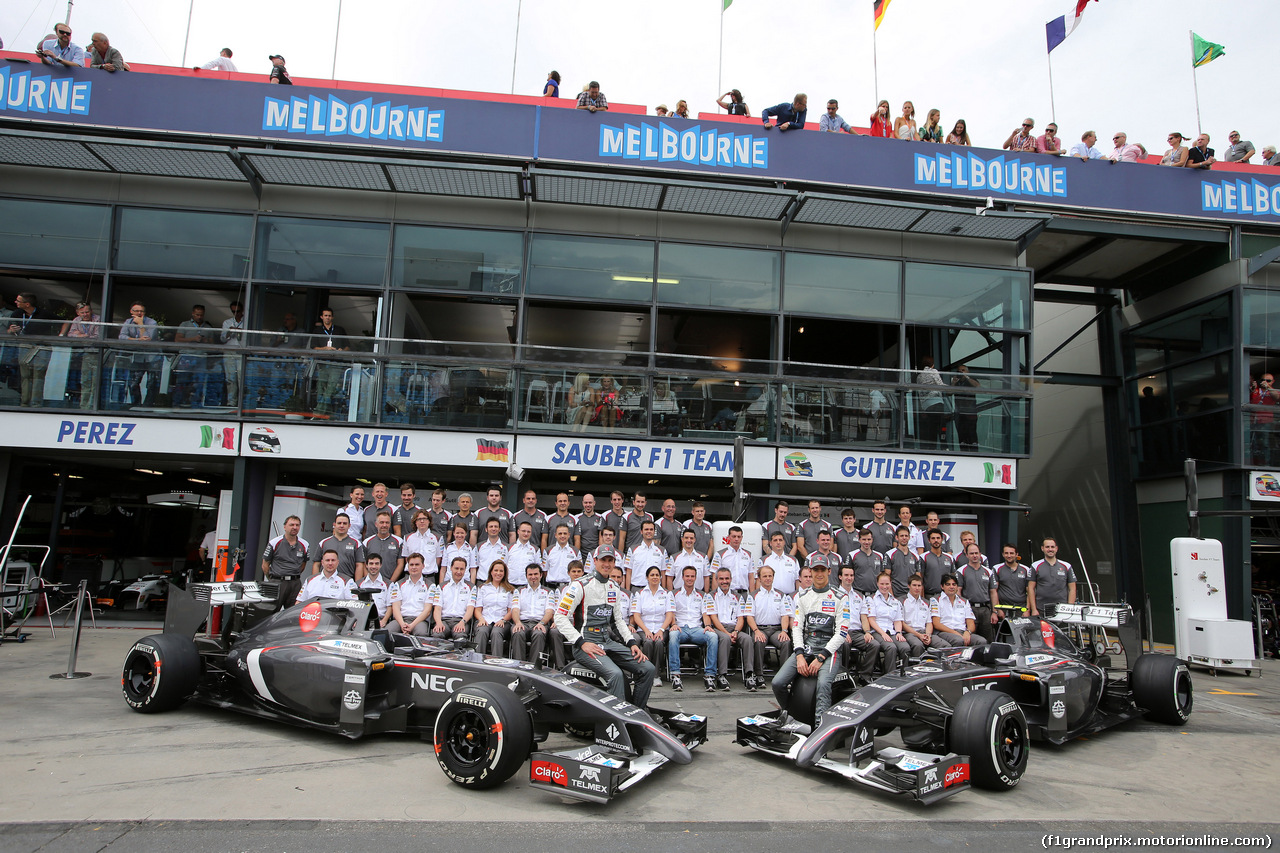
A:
[[0, 325, 1032, 455]]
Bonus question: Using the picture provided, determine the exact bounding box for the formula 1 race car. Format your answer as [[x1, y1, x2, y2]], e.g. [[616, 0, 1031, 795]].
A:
[[120, 582, 706, 801], [736, 603, 1191, 804], [118, 574, 170, 610]]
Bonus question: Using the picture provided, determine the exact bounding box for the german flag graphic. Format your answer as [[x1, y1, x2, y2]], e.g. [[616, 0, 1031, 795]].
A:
[[476, 438, 509, 462]]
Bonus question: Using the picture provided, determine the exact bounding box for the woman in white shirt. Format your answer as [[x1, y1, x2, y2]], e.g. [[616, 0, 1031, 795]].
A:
[[472, 560, 515, 656], [632, 566, 674, 682], [441, 523, 476, 578]]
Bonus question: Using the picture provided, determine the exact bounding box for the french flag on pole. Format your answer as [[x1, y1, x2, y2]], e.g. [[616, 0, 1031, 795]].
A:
[[1046, 0, 1097, 53]]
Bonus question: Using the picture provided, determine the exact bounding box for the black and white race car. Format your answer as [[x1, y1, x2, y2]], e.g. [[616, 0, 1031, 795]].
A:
[[735, 603, 1191, 804], [120, 582, 705, 801]]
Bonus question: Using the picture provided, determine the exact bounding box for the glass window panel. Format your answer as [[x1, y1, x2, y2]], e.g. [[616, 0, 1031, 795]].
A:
[[1124, 295, 1231, 376], [117, 208, 252, 277], [526, 234, 654, 300], [518, 370, 647, 435], [0, 199, 110, 270], [784, 252, 899, 320], [1170, 355, 1230, 416], [524, 304, 650, 367], [255, 217, 389, 285], [654, 309, 773, 373], [657, 243, 779, 310], [392, 225, 522, 293], [904, 263, 1030, 330], [385, 293, 516, 360], [1243, 289, 1280, 349], [784, 316, 900, 385]]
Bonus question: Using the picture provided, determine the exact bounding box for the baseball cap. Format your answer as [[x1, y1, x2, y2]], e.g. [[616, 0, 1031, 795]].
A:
[[594, 545, 618, 561], [810, 562, 831, 572], [269, 54, 285, 62]]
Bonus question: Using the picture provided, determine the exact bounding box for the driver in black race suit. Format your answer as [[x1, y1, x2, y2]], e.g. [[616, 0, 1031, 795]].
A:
[[770, 562, 845, 723], [553, 545, 656, 708]]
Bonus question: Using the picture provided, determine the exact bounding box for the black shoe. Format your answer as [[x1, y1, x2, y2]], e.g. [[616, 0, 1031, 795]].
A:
[[716, 674, 731, 691], [703, 675, 717, 692], [671, 674, 683, 692], [745, 673, 758, 692]]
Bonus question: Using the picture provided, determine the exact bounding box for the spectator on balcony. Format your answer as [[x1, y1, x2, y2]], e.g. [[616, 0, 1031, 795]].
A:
[[1187, 134, 1216, 169], [118, 301, 159, 407], [592, 374, 622, 429], [893, 101, 918, 140], [311, 307, 349, 416], [1262, 145, 1278, 167], [946, 118, 971, 146], [918, 109, 943, 143], [1068, 130, 1104, 160], [818, 100, 855, 134], [952, 365, 981, 450], [543, 70, 560, 98], [576, 81, 608, 112], [37, 25, 85, 68], [868, 100, 892, 138], [1003, 118, 1037, 152], [654, 104, 670, 117], [1159, 132, 1190, 167], [9, 294, 54, 407], [60, 300, 101, 410], [916, 355, 946, 449], [172, 304, 215, 407], [673, 100, 691, 119], [1107, 132, 1147, 162], [1036, 122, 1064, 155], [268, 54, 292, 85], [717, 89, 749, 116], [273, 312, 306, 349], [220, 301, 245, 407], [762, 93, 808, 132], [1223, 131, 1255, 163], [197, 48, 237, 72], [88, 33, 129, 72]]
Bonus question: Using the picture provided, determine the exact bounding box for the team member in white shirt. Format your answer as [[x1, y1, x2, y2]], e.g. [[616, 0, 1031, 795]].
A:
[[706, 568, 752, 690], [340, 485, 366, 539], [388, 554, 433, 636], [507, 521, 545, 587], [544, 524, 580, 589], [711, 525, 759, 594], [609, 566, 632, 628], [836, 565, 880, 681], [584, 526, 619, 574], [297, 550, 356, 603], [793, 565, 813, 607], [762, 531, 801, 595], [744, 565, 793, 690], [441, 523, 477, 582], [549, 559, 585, 656], [865, 572, 910, 674], [475, 517, 510, 584], [931, 573, 987, 647], [669, 528, 710, 592], [632, 566, 674, 685], [627, 520, 669, 589], [472, 560, 516, 655], [356, 553, 393, 627], [902, 572, 949, 655], [431, 557, 476, 639], [511, 562, 557, 664], [403, 510, 442, 578], [667, 565, 718, 692]]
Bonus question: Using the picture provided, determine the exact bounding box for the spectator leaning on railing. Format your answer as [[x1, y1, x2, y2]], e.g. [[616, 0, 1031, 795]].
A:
[[1223, 131, 1255, 163], [1187, 134, 1216, 169], [36, 25, 84, 68], [1160, 132, 1189, 167], [196, 48, 237, 72], [1069, 130, 1104, 160], [1260, 145, 1278, 167], [1107, 131, 1147, 163], [761, 94, 808, 132], [88, 33, 129, 72]]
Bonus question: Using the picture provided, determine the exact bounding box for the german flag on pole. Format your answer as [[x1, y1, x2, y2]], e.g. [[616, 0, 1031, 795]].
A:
[[872, 0, 893, 30], [475, 438, 509, 462]]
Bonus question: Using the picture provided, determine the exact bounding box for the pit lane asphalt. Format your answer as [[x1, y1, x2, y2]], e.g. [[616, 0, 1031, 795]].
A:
[[1, 627, 1277, 853]]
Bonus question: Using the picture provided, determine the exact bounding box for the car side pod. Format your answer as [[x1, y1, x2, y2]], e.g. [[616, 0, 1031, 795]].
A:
[[736, 710, 970, 805]]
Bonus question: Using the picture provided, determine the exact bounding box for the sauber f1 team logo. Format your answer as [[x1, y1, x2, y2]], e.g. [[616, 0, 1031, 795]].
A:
[[299, 602, 322, 632]]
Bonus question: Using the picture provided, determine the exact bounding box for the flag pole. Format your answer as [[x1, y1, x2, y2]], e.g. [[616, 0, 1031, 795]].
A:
[[510, 0, 523, 95], [717, 3, 724, 110], [180, 0, 194, 68], [872, 29, 879, 104], [1046, 50, 1057, 125], [330, 0, 343, 79], [1189, 30, 1203, 136]]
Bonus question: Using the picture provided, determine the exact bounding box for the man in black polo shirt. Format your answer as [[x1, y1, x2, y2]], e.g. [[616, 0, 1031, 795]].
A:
[[262, 515, 309, 610]]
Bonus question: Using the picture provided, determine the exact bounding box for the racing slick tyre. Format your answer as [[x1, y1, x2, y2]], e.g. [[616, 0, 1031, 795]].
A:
[[786, 675, 820, 727], [949, 690, 1029, 791], [433, 684, 533, 789], [563, 721, 595, 740], [121, 633, 201, 713], [1131, 654, 1193, 725]]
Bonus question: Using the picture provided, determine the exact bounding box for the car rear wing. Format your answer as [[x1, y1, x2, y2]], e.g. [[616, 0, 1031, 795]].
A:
[[1046, 601, 1142, 664], [164, 581, 278, 637]]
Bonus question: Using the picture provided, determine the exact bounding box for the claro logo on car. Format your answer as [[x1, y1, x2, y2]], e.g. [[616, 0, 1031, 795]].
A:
[[531, 760, 567, 787], [298, 602, 322, 632]]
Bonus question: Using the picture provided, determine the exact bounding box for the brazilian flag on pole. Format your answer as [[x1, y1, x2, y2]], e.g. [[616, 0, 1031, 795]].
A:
[[723, 0, 732, 9], [1191, 32, 1225, 68]]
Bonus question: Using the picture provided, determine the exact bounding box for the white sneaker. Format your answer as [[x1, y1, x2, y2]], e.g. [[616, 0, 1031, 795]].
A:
[[654, 676, 663, 686]]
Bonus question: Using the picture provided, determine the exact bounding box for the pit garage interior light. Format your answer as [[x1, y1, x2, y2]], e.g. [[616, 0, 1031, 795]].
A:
[[146, 492, 217, 509]]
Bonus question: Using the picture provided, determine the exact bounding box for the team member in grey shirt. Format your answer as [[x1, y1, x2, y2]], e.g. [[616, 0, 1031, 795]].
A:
[[1029, 536, 1077, 617], [362, 511, 404, 583], [655, 499, 684, 557], [310, 512, 365, 581], [990, 543, 1032, 625], [512, 489, 549, 549], [846, 529, 885, 595], [862, 500, 896, 554], [547, 492, 579, 543], [574, 493, 604, 554], [921, 529, 956, 598], [956, 543, 994, 642]]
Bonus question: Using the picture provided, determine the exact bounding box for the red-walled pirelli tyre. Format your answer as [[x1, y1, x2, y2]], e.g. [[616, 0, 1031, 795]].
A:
[[433, 684, 533, 789], [121, 634, 201, 713]]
